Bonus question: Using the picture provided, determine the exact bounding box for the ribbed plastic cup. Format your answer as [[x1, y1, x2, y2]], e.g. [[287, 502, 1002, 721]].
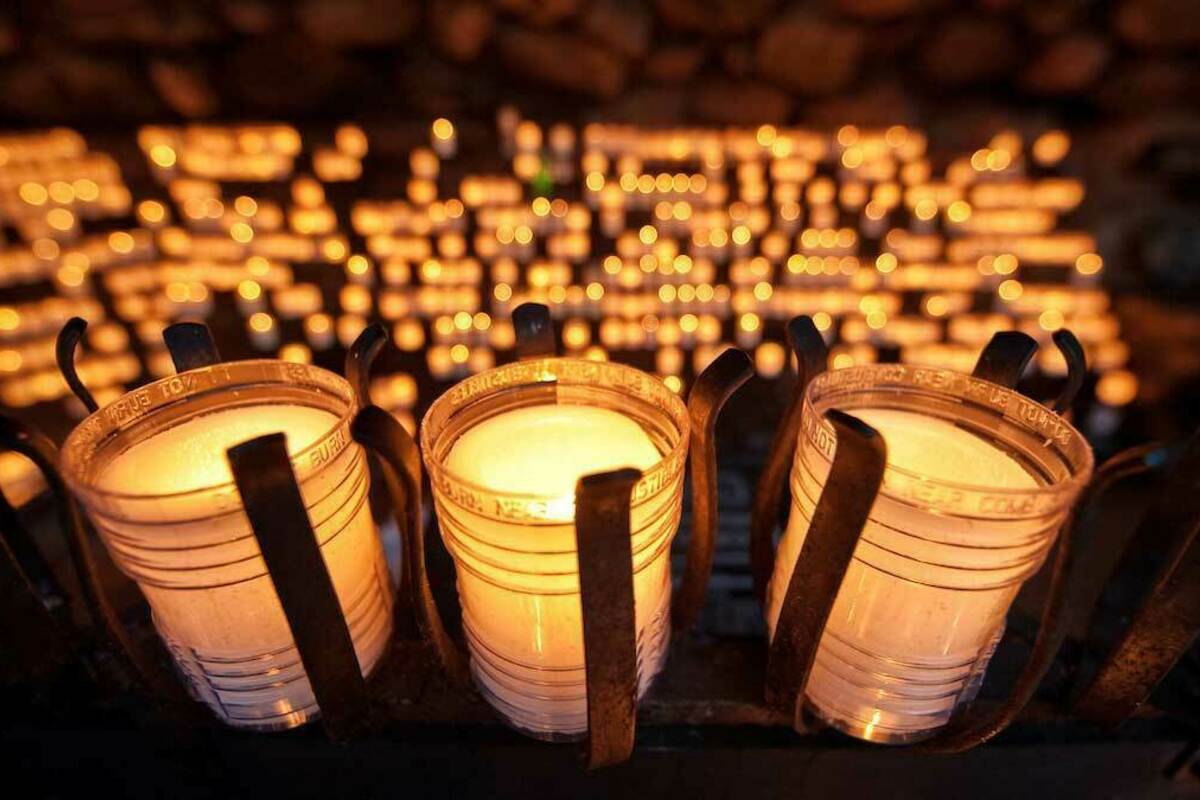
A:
[[766, 363, 1093, 743], [61, 360, 393, 731], [421, 358, 688, 740]]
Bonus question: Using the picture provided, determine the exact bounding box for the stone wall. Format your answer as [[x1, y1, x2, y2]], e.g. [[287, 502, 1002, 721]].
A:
[[0, 0, 1195, 128]]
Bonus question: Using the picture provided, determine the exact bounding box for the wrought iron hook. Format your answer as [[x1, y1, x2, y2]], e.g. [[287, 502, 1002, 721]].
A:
[[749, 316, 828, 607], [972, 330, 1038, 389], [513, 302, 556, 361], [1051, 329, 1087, 414], [351, 406, 470, 687], [163, 322, 221, 372], [55, 317, 98, 413], [918, 442, 1159, 753], [346, 322, 389, 408], [672, 346, 754, 632], [764, 409, 887, 730]]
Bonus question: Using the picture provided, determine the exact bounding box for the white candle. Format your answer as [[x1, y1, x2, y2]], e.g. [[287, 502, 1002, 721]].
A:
[[63, 366, 393, 731], [97, 404, 338, 493], [436, 402, 672, 738], [766, 405, 1054, 743]]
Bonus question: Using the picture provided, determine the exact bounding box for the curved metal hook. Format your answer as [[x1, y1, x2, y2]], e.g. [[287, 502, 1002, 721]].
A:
[[55, 317, 98, 413], [1072, 432, 1200, 727], [351, 406, 470, 686], [163, 322, 221, 372], [0, 414, 179, 699], [345, 322, 389, 408], [672, 347, 754, 632], [513, 302, 556, 361], [919, 443, 1160, 753], [764, 410, 887, 730], [1051, 329, 1087, 414], [972, 330, 1038, 389], [0, 495, 71, 681], [749, 316, 829, 607]]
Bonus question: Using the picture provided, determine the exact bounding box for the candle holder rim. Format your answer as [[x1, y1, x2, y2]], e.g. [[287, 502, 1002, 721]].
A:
[[60, 358, 356, 503], [803, 363, 1095, 502], [419, 356, 689, 511]]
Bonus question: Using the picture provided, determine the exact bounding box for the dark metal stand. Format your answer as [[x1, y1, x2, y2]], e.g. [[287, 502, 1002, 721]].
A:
[[345, 322, 389, 409], [227, 434, 371, 741], [971, 330, 1038, 387], [0, 501, 70, 683], [163, 322, 221, 372], [748, 316, 828, 606], [673, 347, 754, 632], [0, 413, 164, 688], [1073, 430, 1200, 725], [575, 468, 642, 769], [351, 405, 470, 686], [55, 317, 98, 413], [920, 442, 1159, 753], [756, 317, 1143, 750], [764, 410, 886, 730], [512, 302, 557, 360]]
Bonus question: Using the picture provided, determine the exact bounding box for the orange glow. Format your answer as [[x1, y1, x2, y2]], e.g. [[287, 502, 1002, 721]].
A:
[[432, 118, 455, 141]]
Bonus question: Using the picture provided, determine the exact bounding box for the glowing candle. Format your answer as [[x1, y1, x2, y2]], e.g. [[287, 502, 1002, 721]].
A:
[[62, 362, 393, 731], [422, 360, 688, 739], [765, 366, 1091, 743]]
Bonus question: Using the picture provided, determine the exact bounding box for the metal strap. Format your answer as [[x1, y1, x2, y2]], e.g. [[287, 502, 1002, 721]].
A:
[[919, 443, 1158, 752], [672, 347, 753, 632], [972, 330, 1038, 388], [765, 410, 886, 730], [227, 433, 370, 740], [351, 406, 469, 685], [0, 505, 70, 683], [513, 302, 557, 361], [55, 317, 98, 413], [0, 413, 179, 698], [345, 323, 389, 409], [576, 468, 641, 769], [1051, 329, 1087, 413], [163, 322, 221, 372], [1073, 430, 1200, 725], [749, 316, 828, 607]]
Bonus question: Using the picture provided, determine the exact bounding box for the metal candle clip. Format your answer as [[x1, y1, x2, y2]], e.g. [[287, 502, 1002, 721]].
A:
[[756, 315, 1142, 751], [350, 303, 749, 768], [45, 318, 376, 737]]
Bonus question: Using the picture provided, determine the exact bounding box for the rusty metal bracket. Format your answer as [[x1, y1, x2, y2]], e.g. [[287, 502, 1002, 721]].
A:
[[575, 467, 642, 769], [1073, 430, 1200, 726], [1051, 329, 1087, 414], [351, 406, 470, 686], [0, 413, 180, 700], [55, 317, 98, 413], [765, 410, 886, 730], [919, 443, 1159, 753], [513, 302, 556, 361], [672, 347, 754, 632], [0, 497, 71, 683], [163, 322, 221, 372], [346, 323, 389, 409], [0, 486, 66, 616], [749, 316, 828, 607], [227, 434, 371, 741], [972, 330, 1038, 388]]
